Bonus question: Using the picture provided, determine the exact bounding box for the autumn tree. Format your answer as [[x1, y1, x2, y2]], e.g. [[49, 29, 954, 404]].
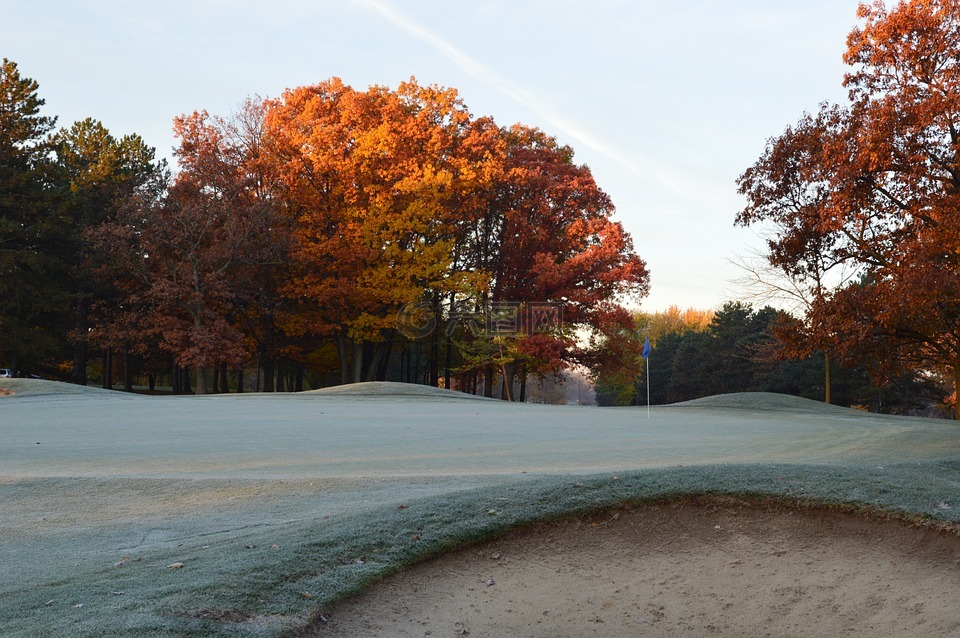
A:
[[266, 78, 497, 385], [91, 107, 281, 394], [737, 0, 960, 419], [459, 124, 649, 397]]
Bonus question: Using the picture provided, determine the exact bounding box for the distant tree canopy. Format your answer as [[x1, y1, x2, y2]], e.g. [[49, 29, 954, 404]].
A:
[[0, 63, 649, 396], [593, 302, 951, 415]]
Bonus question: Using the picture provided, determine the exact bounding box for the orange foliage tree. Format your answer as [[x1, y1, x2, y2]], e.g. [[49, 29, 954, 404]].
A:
[[737, 0, 960, 418], [264, 78, 496, 383]]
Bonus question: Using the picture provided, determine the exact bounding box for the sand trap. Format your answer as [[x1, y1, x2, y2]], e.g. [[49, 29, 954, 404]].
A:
[[305, 497, 960, 637]]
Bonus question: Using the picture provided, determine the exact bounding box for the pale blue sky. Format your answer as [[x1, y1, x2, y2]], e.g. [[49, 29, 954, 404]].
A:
[[3, 0, 856, 311]]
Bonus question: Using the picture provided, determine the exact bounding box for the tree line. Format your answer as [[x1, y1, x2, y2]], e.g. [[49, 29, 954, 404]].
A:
[[592, 303, 951, 416], [0, 61, 648, 395], [6, 1, 959, 415]]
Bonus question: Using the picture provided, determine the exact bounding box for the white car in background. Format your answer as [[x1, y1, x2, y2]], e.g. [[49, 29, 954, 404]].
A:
[[0, 369, 12, 378]]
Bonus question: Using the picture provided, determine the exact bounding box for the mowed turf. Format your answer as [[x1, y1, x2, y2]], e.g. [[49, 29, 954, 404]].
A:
[[2, 379, 960, 637]]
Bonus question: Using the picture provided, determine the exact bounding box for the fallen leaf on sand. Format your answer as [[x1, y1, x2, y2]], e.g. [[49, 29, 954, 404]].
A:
[[485, 579, 495, 587]]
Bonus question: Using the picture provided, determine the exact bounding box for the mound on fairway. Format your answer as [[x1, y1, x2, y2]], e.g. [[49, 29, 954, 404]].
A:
[[306, 497, 960, 638], [0, 378, 120, 398], [308, 381, 490, 401], [669, 391, 858, 415]]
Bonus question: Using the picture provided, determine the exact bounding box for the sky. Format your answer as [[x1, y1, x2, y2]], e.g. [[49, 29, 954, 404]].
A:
[[3, 0, 857, 311]]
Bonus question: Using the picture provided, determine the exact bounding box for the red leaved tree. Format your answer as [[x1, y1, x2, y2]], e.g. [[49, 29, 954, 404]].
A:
[[738, 0, 960, 418]]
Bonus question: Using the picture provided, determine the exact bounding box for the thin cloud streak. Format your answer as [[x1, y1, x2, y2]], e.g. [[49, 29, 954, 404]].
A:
[[353, 0, 698, 199]]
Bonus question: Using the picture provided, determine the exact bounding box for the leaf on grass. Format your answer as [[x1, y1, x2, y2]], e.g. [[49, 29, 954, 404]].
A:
[[300, 591, 313, 599], [269, 544, 281, 550], [167, 562, 185, 570]]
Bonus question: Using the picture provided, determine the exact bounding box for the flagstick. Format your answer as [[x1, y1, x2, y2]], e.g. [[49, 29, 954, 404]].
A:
[[646, 354, 650, 419]]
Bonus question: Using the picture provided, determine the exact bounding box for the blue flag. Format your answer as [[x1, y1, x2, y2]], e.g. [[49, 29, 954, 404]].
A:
[[642, 336, 650, 359]]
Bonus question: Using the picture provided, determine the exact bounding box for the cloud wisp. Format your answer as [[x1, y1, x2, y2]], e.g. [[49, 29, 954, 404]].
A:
[[352, 0, 692, 192]]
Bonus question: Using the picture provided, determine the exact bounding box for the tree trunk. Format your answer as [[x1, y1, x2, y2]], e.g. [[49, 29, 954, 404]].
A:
[[429, 295, 441, 387], [276, 359, 286, 392], [123, 346, 132, 392], [443, 334, 453, 389], [501, 362, 515, 401], [955, 363, 960, 421], [294, 363, 304, 392], [337, 333, 349, 385], [212, 363, 220, 394], [824, 352, 831, 405], [378, 336, 394, 381], [353, 341, 364, 383], [73, 298, 88, 386], [148, 374, 156, 392], [263, 358, 275, 392], [413, 342, 422, 384], [102, 347, 113, 390], [195, 366, 206, 395], [220, 362, 229, 393], [483, 366, 494, 398], [172, 362, 181, 394], [365, 343, 386, 382], [519, 372, 527, 403], [236, 366, 245, 393]]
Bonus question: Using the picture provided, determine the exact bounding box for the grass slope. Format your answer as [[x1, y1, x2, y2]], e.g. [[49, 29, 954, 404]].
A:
[[2, 380, 960, 637]]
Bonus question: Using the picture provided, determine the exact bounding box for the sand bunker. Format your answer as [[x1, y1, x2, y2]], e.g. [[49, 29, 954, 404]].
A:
[[306, 498, 960, 637]]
